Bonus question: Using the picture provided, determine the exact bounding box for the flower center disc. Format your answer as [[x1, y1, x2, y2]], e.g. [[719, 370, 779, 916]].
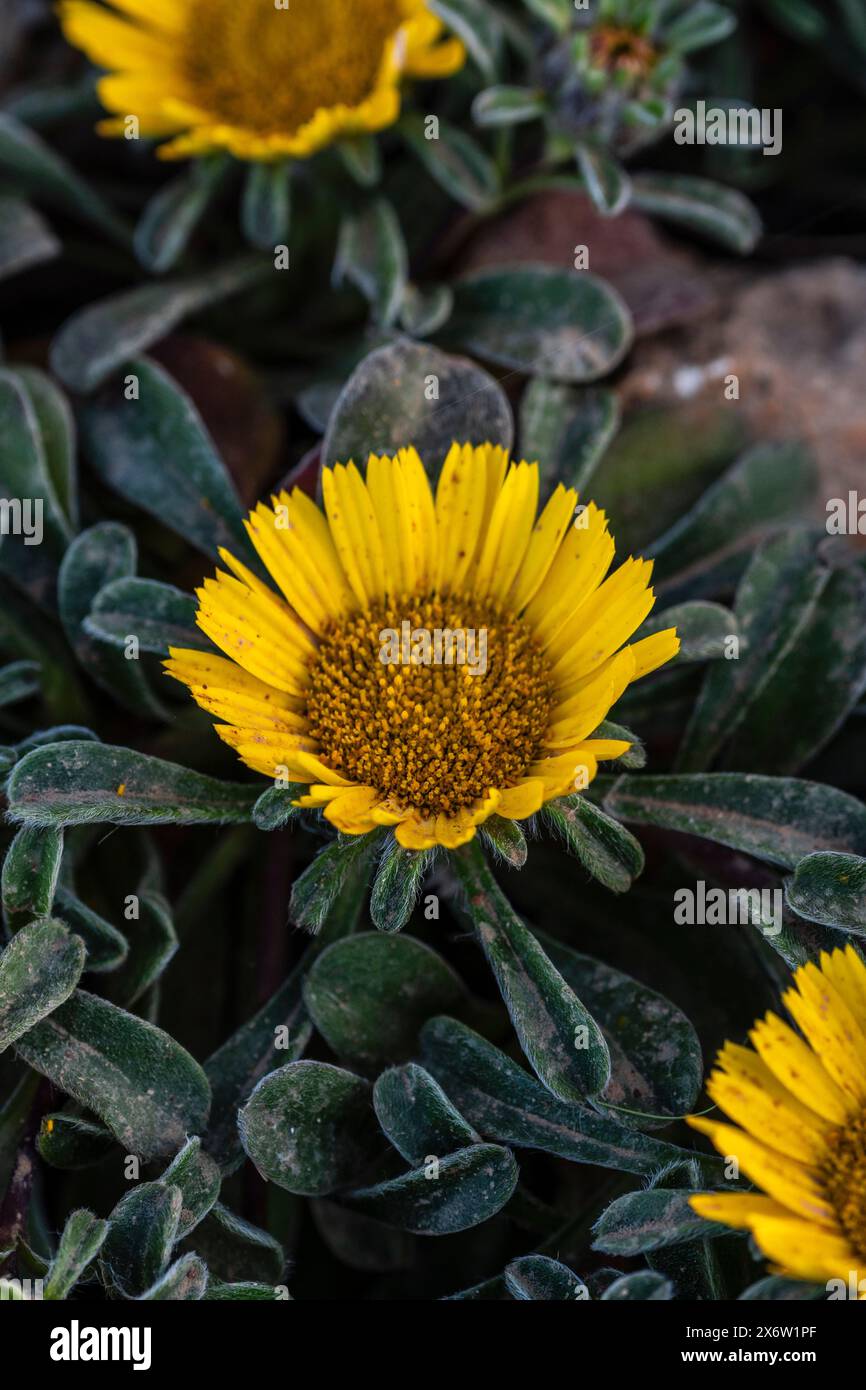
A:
[[184, 0, 403, 135], [306, 594, 555, 818], [821, 1111, 866, 1261]]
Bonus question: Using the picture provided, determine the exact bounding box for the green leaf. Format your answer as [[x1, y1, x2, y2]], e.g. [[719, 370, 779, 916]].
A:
[[680, 532, 866, 773], [204, 876, 364, 1170], [420, 1016, 724, 1178], [337, 135, 382, 187], [238, 1061, 384, 1196], [251, 784, 304, 830], [370, 840, 432, 933], [373, 1063, 480, 1164], [480, 815, 528, 868], [179, 1204, 284, 1286], [429, 0, 502, 78], [0, 367, 73, 561], [36, 1112, 115, 1170], [7, 741, 258, 828], [0, 918, 85, 1053], [0, 196, 59, 281], [575, 142, 632, 217], [641, 601, 737, 664], [537, 931, 703, 1122], [290, 833, 382, 933], [323, 339, 513, 472], [454, 841, 610, 1101], [161, 1136, 221, 1240], [505, 1255, 588, 1300], [50, 256, 267, 393], [78, 357, 247, 556], [53, 886, 129, 973], [334, 199, 408, 329], [0, 114, 129, 244], [739, 1275, 826, 1301], [100, 1182, 182, 1298], [44, 1209, 108, 1299], [604, 773, 866, 869], [472, 86, 547, 127], [662, 1, 737, 52], [600, 1271, 673, 1300], [303, 934, 465, 1069], [138, 1253, 208, 1301], [519, 379, 619, 492], [785, 852, 866, 935], [544, 795, 645, 894], [341, 1144, 518, 1235], [241, 160, 292, 251], [519, 0, 572, 31], [399, 113, 499, 211], [2, 825, 63, 931], [58, 523, 169, 720], [595, 720, 646, 769], [446, 267, 633, 383], [134, 157, 229, 273], [14, 988, 211, 1158], [85, 576, 204, 656], [0, 660, 41, 707], [14, 367, 78, 532], [631, 173, 761, 254], [103, 889, 177, 1007], [205, 1278, 282, 1301], [650, 444, 817, 590], [592, 1188, 721, 1256], [398, 283, 454, 338]]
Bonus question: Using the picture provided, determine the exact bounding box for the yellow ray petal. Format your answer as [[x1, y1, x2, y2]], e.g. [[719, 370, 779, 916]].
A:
[[705, 1069, 826, 1165], [472, 461, 539, 598], [784, 964, 866, 1107], [715, 1041, 833, 1137], [395, 447, 438, 592], [550, 558, 655, 689], [509, 483, 578, 613], [321, 463, 386, 608], [748, 1216, 856, 1283], [59, 0, 172, 69], [750, 1012, 853, 1125], [434, 443, 489, 592], [686, 1118, 835, 1226], [323, 786, 382, 834], [396, 813, 440, 850], [820, 945, 866, 1023], [688, 1192, 793, 1230], [629, 628, 681, 680], [496, 780, 545, 819], [524, 502, 614, 648]]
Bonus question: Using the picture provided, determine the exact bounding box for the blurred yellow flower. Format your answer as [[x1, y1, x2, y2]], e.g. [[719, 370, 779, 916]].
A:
[[59, 0, 465, 162]]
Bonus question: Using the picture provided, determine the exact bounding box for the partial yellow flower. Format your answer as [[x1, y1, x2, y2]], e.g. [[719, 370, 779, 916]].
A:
[[58, 0, 465, 162], [689, 944, 866, 1298], [165, 443, 678, 851]]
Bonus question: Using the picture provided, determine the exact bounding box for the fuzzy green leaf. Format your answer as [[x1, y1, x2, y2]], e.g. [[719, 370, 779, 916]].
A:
[[78, 357, 247, 555], [505, 1254, 588, 1300], [455, 842, 610, 1100], [631, 173, 760, 254], [2, 825, 63, 931], [323, 339, 513, 473], [334, 199, 408, 328], [304, 934, 465, 1069], [14, 989, 211, 1158], [0, 918, 85, 1053], [100, 1182, 183, 1298], [44, 1209, 108, 1300], [544, 795, 645, 894], [341, 1144, 518, 1234], [0, 195, 59, 280], [7, 741, 258, 828], [241, 161, 292, 251], [604, 772, 866, 869], [447, 267, 633, 383], [785, 852, 866, 934], [373, 1063, 480, 1165], [239, 1061, 384, 1197]]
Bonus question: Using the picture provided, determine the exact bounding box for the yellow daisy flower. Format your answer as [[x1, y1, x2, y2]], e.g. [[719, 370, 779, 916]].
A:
[[164, 443, 678, 851], [58, 0, 465, 162], [688, 944, 866, 1298]]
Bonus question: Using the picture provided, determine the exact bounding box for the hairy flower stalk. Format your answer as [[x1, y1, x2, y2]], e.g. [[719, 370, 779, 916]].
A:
[[165, 443, 679, 851]]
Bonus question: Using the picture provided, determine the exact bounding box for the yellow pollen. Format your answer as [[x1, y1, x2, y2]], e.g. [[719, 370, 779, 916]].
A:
[[183, 0, 403, 137], [819, 1109, 866, 1262], [305, 593, 554, 819]]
